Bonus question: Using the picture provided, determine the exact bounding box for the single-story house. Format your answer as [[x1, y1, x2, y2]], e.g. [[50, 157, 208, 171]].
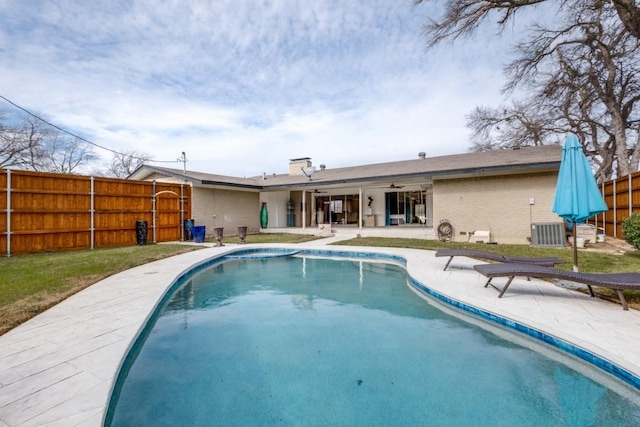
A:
[[129, 145, 564, 244]]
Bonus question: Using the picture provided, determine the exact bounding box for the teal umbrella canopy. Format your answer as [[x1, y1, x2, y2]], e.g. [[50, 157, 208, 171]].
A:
[[552, 135, 608, 223], [552, 134, 608, 272]]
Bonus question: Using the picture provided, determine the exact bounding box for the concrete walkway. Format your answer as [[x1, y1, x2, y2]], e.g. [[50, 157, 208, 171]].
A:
[[1, 242, 640, 426]]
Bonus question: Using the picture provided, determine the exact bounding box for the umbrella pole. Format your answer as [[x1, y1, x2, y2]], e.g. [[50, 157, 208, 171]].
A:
[[572, 223, 578, 271], [573, 222, 596, 297]]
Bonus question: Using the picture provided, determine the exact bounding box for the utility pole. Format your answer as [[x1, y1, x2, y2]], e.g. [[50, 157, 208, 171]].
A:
[[178, 151, 188, 174]]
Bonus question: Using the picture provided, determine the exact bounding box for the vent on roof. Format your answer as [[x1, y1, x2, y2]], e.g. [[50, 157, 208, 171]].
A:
[[319, 164, 326, 170], [530, 222, 565, 247], [418, 152, 426, 159]]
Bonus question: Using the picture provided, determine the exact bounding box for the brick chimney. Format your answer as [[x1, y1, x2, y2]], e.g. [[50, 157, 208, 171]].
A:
[[289, 157, 312, 176]]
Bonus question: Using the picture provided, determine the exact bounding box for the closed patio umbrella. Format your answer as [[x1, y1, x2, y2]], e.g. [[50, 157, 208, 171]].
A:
[[552, 134, 608, 275]]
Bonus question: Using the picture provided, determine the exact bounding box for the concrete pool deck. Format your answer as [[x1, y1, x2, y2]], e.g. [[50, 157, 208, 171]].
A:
[[1, 240, 640, 426]]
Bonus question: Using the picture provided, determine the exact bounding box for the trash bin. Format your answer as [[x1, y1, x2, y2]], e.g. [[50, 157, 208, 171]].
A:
[[193, 225, 206, 243], [184, 219, 194, 240], [136, 220, 148, 245]]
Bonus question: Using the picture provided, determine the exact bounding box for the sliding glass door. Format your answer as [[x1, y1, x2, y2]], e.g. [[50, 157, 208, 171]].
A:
[[385, 187, 432, 226], [315, 194, 359, 225]]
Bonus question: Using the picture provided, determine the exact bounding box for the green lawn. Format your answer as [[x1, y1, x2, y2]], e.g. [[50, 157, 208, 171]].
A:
[[0, 233, 320, 335], [218, 232, 321, 245], [333, 237, 640, 308], [333, 237, 640, 272], [0, 244, 203, 335], [1, 235, 638, 335]]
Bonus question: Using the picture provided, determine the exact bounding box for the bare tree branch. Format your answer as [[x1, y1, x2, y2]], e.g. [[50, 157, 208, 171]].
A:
[[40, 132, 99, 174], [415, 0, 640, 44], [0, 112, 99, 174], [420, 0, 640, 179], [611, 0, 640, 39], [105, 150, 153, 178], [0, 114, 50, 170]]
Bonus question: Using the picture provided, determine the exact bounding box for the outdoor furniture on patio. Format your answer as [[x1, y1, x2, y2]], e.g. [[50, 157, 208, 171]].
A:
[[473, 263, 640, 310], [435, 249, 565, 271]]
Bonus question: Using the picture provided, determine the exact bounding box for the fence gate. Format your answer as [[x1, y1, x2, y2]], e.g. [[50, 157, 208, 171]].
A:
[[1, 169, 191, 256]]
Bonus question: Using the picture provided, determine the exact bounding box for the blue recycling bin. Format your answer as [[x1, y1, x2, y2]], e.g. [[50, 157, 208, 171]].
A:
[[193, 226, 206, 243]]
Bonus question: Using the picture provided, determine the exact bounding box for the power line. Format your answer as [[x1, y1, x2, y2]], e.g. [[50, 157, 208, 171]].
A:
[[0, 94, 179, 164]]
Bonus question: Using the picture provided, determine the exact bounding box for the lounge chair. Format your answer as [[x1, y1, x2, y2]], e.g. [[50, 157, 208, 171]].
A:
[[435, 249, 564, 271], [473, 263, 640, 310]]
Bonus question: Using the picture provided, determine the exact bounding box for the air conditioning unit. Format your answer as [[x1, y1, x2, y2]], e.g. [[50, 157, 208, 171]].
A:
[[531, 222, 565, 247]]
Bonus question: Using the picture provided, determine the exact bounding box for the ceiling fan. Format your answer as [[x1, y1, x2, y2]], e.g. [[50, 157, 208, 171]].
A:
[[389, 183, 405, 189], [313, 189, 328, 194]]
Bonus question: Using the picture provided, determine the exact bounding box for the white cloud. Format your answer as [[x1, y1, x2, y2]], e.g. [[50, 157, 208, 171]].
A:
[[0, 0, 521, 176]]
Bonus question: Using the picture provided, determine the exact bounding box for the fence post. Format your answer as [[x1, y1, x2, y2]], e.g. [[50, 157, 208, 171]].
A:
[[152, 180, 157, 243], [627, 174, 633, 221], [180, 183, 185, 241], [613, 178, 617, 238], [6, 169, 10, 257], [90, 176, 95, 250], [602, 181, 606, 232]]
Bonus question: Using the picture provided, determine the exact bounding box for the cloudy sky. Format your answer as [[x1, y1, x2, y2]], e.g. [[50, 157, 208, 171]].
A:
[[0, 0, 532, 177]]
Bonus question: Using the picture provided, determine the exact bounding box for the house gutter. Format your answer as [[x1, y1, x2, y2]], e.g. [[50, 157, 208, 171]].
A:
[[132, 160, 559, 192], [199, 180, 264, 190], [260, 161, 561, 191]]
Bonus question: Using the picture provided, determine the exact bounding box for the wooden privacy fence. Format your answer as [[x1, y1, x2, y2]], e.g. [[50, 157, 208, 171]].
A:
[[598, 171, 640, 240], [1, 169, 191, 256]]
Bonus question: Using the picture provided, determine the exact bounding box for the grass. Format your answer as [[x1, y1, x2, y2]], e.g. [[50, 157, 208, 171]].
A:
[[217, 232, 321, 245], [1, 234, 638, 335], [0, 244, 204, 335], [333, 237, 640, 309], [0, 233, 319, 335]]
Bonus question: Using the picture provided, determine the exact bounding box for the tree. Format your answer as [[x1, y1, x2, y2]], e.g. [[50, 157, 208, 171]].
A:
[[414, 0, 640, 43], [506, 4, 639, 179], [1, 108, 158, 177], [105, 150, 152, 178], [610, 0, 640, 40], [40, 131, 99, 174], [417, 0, 640, 180], [0, 113, 49, 169], [0, 112, 99, 173], [0, 119, 30, 168], [466, 101, 560, 152]]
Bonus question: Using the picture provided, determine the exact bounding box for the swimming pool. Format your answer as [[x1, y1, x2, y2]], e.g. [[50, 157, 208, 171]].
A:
[[105, 250, 640, 426]]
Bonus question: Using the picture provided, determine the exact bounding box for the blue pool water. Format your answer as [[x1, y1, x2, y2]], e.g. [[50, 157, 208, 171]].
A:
[[106, 255, 640, 426]]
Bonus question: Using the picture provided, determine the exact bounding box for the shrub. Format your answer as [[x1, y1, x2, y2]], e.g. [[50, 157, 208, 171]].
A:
[[622, 214, 640, 250]]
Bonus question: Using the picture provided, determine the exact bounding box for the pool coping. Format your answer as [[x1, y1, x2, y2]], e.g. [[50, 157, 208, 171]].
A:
[[1, 243, 640, 426]]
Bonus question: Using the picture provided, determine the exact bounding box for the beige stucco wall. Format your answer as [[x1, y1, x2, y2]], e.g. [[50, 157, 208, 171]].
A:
[[433, 172, 562, 244], [191, 187, 260, 236]]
